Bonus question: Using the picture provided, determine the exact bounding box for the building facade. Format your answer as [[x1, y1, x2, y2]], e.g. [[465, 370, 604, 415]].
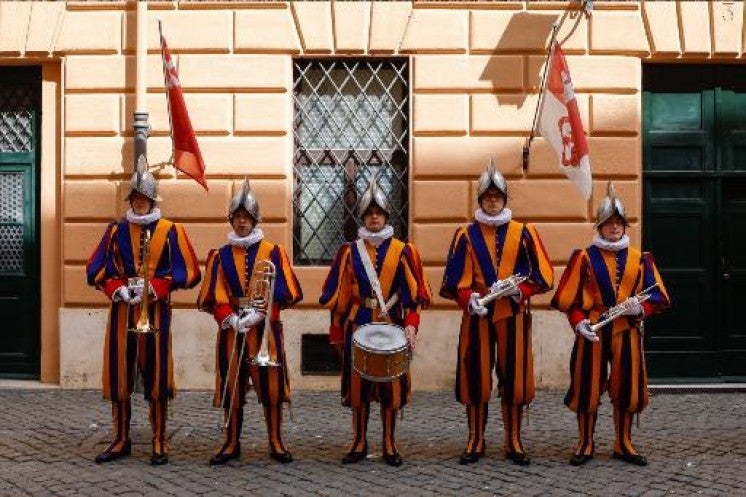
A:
[[0, 0, 742, 389]]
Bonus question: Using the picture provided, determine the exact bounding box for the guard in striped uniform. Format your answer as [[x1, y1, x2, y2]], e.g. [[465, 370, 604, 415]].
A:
[[440, 159, 554, 466], [320, 181, 431, 467], [198, 179, 302, 465], [551, 182, 670, 467], [86, 157, 201, 465]]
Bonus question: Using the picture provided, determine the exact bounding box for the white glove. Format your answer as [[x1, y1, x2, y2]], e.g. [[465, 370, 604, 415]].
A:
[[132, 282, 155, 299], [112, 286, 131, 303], [468, 293, 488, 316], [221, 313, 251, 334], [238, 308, 266, 330], [574, 319, 599, 342], [621, 297, 644, 317], [404, 325, 417, 351]]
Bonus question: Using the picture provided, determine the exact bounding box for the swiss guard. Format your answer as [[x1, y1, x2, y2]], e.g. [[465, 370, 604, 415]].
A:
[[197, 179, 302, 465], [551, 182, 670, 467], [86, 156, 201, 465], [319, 180, 431, 467], [440, 158, 553, 466]]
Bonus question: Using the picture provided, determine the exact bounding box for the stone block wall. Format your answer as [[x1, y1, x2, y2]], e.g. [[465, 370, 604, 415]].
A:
[[0, 0, 740, 388]]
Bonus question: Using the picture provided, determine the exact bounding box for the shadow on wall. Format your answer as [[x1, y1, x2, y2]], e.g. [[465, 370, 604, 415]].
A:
[[477, 10, 587, 194]]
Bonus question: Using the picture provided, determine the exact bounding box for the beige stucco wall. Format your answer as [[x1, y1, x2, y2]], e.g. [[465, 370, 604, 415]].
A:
[[0, 0, 740, 388]]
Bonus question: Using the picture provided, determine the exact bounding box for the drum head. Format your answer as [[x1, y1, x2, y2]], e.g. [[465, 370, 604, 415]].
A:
[[354, 323, 407, 352]]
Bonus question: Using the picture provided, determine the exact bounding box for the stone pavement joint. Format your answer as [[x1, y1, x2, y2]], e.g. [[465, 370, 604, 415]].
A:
[[0, 390, 743, 496]]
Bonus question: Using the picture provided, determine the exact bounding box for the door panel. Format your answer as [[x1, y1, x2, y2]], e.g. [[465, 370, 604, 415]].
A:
[[643, 64, 746, 379], [0, 67, 40, 378], [721, 180, 746, 350]]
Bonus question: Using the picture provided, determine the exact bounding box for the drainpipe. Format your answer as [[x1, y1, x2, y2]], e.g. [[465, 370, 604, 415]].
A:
[[133, 0, 149, 167]]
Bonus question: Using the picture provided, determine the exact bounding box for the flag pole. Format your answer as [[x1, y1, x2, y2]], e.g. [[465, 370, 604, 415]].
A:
[[133, 0, 149, 172], [158, 19, 176, 172], [522, 22, 560, 171]]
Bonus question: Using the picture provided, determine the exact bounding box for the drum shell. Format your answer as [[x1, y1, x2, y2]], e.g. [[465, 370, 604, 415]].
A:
[[352, 324, 410, 382]]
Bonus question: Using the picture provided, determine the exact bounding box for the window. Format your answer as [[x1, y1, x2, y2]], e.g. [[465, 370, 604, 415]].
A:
[[292, 59, 409, 265]]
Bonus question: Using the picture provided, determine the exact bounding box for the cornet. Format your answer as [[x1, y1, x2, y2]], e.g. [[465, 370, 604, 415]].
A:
[[475, 274, 528, 307], [129, 229, 157, 334], [589, 283, 659, 333]]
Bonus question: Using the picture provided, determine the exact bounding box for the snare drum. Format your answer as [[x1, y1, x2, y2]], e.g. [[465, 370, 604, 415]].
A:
[[352, 323, 410, 382]]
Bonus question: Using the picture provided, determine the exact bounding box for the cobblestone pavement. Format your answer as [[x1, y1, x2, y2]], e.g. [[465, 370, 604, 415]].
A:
[[0, 388, 744, 496]]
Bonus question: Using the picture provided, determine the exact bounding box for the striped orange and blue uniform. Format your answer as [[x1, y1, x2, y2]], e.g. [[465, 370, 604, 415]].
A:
[[440, 220, 553, 407], [441, 220, 552, 456], [86, 218, 201, 402], [319, 238, 431, 410], [552, 246, 670, 414], [551, 245, 669, 457], [197, 239, 302, 410]]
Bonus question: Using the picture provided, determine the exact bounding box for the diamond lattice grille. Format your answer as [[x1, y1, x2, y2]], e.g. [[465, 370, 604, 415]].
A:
[[0, 172, 24, 273], [293, 59, 409, 265], [0, 86, 35, 153]]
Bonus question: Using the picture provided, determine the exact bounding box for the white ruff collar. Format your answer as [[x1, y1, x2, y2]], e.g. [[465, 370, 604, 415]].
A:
[[357, 224, 394, 247], [228, 228, 264, 248], [475, 207, 512, 227], [592, 234, 629, 252], [126, 208, 161, 225]]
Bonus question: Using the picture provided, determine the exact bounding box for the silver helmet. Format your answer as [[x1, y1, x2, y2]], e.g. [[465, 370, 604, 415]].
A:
[[476, 157, 507, 201], [595, 181, 628, 227], [125, 154, 161, 203], [228, 178, 261, 222], [357, 180, 391, 219]]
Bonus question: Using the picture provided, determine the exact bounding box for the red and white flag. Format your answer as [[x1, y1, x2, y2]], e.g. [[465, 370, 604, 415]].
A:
[[160, 33, 208, 191], [538, 41, 591, 199]]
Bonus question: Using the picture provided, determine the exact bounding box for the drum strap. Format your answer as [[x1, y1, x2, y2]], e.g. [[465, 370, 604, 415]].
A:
[[356, 239, 399, 318]]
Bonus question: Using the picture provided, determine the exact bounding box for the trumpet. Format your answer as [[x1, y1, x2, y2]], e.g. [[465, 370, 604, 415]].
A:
[[129, 229, 157, 334], [589, 283, 659, 333], [475, 274, 528, 307], [249, 259, 278, 368]]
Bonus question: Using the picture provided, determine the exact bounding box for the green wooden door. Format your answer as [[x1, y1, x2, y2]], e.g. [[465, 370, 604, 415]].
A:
[[643, 65, 746, 380], [0, 67, 40, 378]]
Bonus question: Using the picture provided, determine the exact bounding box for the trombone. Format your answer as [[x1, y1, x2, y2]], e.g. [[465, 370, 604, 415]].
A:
[[219, 258, 279, 431], [249, 259, 279, 368]]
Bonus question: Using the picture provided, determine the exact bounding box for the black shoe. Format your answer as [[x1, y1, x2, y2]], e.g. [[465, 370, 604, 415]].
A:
[[458, 450, 484, 465], [506, 451, 531, 466], [150, 451, 169, 465], [569, 453, 593, 466], [341, 446, 368, 464], [270, 451, 293, 464], [209, 449, 240, 466], [94, 440, 131, 464], [383, 451, 403, 467], [613, 451, 647, 466]]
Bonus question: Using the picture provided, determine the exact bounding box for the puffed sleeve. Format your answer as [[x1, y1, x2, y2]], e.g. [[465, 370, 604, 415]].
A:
[[397, 243, 432, 330], [86, 221, 126, 299], [439, 227, 473, 311], [319, 244, 353, 344], [160, 222, 201, 291], [551, 249, 594, 328], [270, 244, 303, 309], [639, 252, 671, 318], [197, 249, 233, 326], [514, 223, 554, 300]]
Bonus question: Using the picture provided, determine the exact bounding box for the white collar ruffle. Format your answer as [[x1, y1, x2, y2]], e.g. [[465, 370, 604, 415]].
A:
[[357, 224, 394, 247], [228, 228, 264, 248], [474, 207, 512, 227], [592, 234, 629, 252], [126, 208, 161, 226]]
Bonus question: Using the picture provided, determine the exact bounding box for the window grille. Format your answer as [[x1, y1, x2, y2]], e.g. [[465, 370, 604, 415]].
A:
[[292, 59, 409, 265]]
